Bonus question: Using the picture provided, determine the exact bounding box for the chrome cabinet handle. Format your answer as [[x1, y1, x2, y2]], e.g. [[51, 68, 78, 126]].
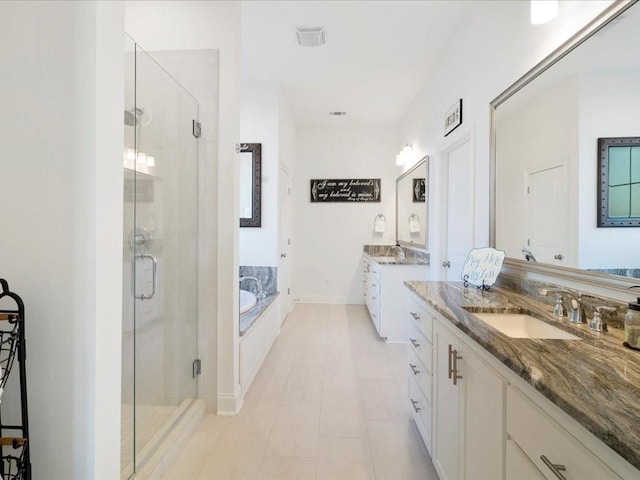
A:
[[410, 311, 420, 320], [135, 253, 158, 300], [281, 253, 287, 258], [371, 296, 377, 300], [448, 344, 454, 379], [540, 455, 567, 480], [410, 338, 420, 348], [409, 364, 420, 375], [410, 398, 421, 413], [442, 260, 451, 268], [554, 254, 563, 260], [452, 348, 462, 386]]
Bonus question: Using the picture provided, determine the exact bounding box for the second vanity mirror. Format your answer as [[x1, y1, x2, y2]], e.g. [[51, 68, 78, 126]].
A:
[[397, 156, 428, 248], [239, 143, 261, 227], [491, 1, 640, 285]]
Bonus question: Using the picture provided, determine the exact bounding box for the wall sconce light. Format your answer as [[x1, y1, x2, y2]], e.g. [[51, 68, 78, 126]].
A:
[[531, 0, 558, 25], [396, 144, 413, 166]]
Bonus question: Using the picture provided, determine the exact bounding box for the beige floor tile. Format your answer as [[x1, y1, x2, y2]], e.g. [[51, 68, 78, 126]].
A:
[[316, 437, 375, 480], [323, 366, 359, 391], [294, 345, 327, 368], [282, 366, 324, 401], [359, 378, 410, 420], [320, 388, 367, 438], [266, 400, 321, 457], [256, 455, 317, 480], [367, 419, 437, 480]]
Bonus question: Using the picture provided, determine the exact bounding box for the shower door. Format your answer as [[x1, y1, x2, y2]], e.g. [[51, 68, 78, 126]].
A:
[[122, 36, 199, 478]]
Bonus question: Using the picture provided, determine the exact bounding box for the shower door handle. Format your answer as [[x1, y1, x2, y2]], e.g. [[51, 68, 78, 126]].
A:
[[135, 253, 158, 300]]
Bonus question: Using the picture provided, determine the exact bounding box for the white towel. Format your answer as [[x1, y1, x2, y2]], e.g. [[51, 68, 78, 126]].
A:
[[374, 218, 386, 233], [409, 217, 420, 233]]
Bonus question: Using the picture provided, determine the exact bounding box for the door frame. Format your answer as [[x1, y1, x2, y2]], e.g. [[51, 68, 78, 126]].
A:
[[439, 131, 475, 280]]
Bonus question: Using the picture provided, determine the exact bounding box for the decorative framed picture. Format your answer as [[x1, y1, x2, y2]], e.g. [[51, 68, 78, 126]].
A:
[[412, 178, 426, 202], [444, 98, 463, 137], [597, 137, 640, 227]]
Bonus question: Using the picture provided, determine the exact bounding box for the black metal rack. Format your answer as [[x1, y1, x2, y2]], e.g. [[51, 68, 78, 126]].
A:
[[0, 279, 30, 480]]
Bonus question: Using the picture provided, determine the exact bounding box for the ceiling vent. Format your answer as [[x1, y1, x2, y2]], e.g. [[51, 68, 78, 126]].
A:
[[329, 111, 346, 116], [296, 27, 326, 47]]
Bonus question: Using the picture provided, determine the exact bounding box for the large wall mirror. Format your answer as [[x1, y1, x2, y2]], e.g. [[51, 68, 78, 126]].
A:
[[491, 1, 640, 288], [397, 156, 429, 248], [239, 143, 261, 227]]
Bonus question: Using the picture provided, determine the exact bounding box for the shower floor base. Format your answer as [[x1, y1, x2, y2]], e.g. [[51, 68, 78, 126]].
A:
[[121, 399, 195, 479]]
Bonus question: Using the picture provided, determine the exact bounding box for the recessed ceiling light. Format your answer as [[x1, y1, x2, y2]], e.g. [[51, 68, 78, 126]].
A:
[[329, 111, 346, 116], [296, 27, 326, 47]]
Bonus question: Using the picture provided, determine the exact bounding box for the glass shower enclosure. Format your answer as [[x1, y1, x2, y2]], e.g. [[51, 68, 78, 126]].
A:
[[122, 35, 199, 478]]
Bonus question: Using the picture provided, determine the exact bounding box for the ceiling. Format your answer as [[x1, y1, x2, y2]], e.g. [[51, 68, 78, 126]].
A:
[[240, 0, 470, 126]]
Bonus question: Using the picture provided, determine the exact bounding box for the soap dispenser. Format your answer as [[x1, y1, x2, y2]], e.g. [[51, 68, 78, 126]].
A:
[[624, 295, 640, 350]]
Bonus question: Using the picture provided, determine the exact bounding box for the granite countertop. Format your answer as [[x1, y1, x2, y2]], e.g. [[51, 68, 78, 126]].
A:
[[364, 252, 429, 266], [404, 280, 640, 471], [239, 292, 279, 337]]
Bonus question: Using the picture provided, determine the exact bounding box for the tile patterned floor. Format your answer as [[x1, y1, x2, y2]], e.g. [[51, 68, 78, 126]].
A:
[[161, 303, 439, 479]]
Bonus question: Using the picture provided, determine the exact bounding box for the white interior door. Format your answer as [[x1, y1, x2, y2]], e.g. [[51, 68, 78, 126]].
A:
[[442, 139, 474, 280], [278, 168, 292, 323], [526, 165, 567, 264]]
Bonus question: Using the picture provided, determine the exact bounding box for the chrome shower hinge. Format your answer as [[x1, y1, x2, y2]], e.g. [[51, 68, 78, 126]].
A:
[[192, 359, 202, 378], [192, 120, 202, 138]]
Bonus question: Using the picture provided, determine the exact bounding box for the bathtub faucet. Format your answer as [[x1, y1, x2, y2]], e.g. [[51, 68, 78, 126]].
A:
[[239, 276, 264, 298]]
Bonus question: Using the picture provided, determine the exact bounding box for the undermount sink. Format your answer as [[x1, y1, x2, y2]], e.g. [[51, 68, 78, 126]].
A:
[[239, 289, 257, 314], [472, 313, 581, 340]]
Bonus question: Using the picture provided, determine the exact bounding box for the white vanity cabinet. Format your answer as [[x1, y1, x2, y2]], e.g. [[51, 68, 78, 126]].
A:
[[362, 255, 426, 342], [407, 288, 639, 480], [506, 385, 622, 480], [407, 292, 506, 479], [432, 315, 506, 480]]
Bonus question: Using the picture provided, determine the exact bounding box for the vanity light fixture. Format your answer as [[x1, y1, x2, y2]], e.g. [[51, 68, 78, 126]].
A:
[[396, 144, 413, 166], [296, 27, 326, 47], [530, 0, 558, 25]]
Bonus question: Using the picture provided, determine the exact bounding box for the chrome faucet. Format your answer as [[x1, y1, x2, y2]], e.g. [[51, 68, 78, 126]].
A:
[[569, 292, 586, 324], [239, 276, 264, 298], [539, 289, 568, 317], [589, 306, 617, 332], [521, 247, 537, 262]]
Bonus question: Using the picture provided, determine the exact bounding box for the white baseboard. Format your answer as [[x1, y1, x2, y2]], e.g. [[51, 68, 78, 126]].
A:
[[294, 295, 364, 305], [216, 391, 243, 415]]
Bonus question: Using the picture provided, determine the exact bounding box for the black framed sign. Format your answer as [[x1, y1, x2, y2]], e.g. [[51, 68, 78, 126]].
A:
[[310, 178, 381, 203], [412, 178, 426, 202], [598, 136, 640, 227], [444, 98, 463, 137]]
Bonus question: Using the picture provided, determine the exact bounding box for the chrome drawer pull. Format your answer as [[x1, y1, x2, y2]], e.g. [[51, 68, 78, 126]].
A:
[[410, 338, 420, 348], [410, 399, 421, 413], [448, 344, 453, 379], [540, 455, 567, 480], [409, 364, 420, 375], [410, 311, 420, 320], [452, 349, 462, 386]]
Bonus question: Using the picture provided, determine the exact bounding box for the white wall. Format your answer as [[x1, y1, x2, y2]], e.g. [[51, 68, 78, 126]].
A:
[[0, 2, 124, 478], [397, 0, 613, 278], [578, 71, 640, 269], [125, 0, 243, 414], [240, 85, 280, 266], [293, 126, 398, 304]]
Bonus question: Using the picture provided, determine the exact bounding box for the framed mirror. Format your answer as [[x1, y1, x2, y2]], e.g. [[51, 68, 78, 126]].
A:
[[397, 156, 429, 248], [491, 1, 640, 289], [239, 143, 261, 227]]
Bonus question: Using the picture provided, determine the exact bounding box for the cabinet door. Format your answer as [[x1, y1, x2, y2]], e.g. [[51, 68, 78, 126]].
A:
[[433, 321, 461, 480], [460, 344, 505, 480]]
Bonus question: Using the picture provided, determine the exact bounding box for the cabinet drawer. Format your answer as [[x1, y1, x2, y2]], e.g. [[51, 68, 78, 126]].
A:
[[408, 320, 432, 374], [408, 295, 433, 342], [506, 438, 545, 480], [408, 348, 432, 404], [507, 386, 621, 480], [409, 374, 432, 454]]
